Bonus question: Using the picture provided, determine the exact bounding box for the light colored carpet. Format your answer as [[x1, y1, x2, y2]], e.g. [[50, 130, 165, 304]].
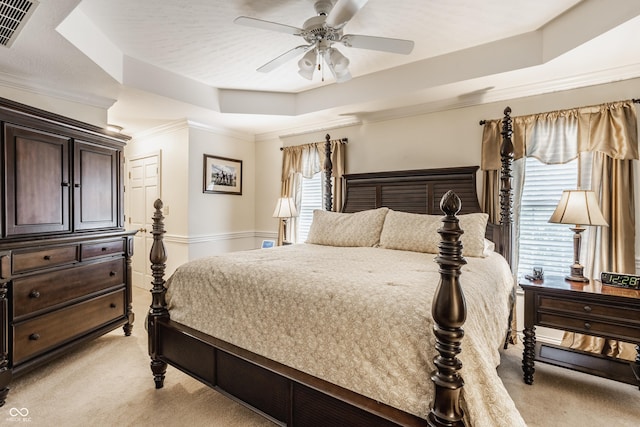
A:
[[5, 286, 639, 426]]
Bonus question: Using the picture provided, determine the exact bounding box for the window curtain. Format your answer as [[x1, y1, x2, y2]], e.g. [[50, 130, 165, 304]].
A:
[[278, 140, 346, 245], [482, 100, 638, 359]]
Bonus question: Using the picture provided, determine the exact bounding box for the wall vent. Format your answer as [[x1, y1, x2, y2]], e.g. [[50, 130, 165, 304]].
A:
[[0, 0, 38, 48]]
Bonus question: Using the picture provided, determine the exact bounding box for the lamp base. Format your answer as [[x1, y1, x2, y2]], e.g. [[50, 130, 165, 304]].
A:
[[565, 264, 589, 282]]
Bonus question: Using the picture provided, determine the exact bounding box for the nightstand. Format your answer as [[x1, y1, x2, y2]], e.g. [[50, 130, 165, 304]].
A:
[[520, 275, 640, 387]]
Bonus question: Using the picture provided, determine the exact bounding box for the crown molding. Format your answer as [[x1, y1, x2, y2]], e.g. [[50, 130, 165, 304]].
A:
[[0, 71, 116, 109]]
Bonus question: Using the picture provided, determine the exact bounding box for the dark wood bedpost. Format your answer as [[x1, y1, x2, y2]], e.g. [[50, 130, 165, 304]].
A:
[[428, 190, 467, 427], [323, 133, 333, 211], [148, 199, 169, 389], [499, 107, 518, 349], [499, 107, 514, 269]]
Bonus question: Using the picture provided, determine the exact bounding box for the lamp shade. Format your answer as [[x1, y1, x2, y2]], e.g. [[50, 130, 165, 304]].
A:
[[272, 197, 298, 218], [548, 190, 608, 227]]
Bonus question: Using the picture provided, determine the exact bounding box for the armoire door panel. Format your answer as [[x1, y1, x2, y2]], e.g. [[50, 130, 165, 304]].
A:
[[74, 141, 119, 230], [4, 124, 71, 236]]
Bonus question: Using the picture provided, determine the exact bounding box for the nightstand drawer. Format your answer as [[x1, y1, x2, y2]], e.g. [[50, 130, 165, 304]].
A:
[[538, 312, 640, 342], [538, 295, 637, 323], [13, 289, 126, 364], [12, 257, 125, 319]]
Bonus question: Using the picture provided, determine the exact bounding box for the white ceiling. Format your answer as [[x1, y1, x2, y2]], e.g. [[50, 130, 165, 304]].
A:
[[2, 0, 640, 137]]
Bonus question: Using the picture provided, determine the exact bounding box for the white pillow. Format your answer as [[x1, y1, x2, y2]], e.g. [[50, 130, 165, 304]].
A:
[[305, 208, 389, 247], [379, 210, 490, 257]]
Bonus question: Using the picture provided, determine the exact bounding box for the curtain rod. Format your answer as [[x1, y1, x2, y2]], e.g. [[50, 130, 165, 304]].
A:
[[478, 98, 640, 126], [280, 137, 348, 150]]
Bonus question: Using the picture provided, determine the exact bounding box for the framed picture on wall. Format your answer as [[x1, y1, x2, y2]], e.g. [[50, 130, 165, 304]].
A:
[[203, 154, 242, 195]]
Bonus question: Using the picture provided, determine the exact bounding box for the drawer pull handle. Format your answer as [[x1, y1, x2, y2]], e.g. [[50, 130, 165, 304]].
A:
[[109, 271, 116, 276], [583, 305, 592, 313], [61, 182, 70, 187], [584, 322, 592, 329], [110, 303, 117, 309], [29, 333, 40, 341], [29, 290, 41, 299], [43, 255, 51, 261]]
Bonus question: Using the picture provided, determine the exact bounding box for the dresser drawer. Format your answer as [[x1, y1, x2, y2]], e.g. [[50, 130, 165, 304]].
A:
[[13, 289, 126, 364], [538, 312, 640, 342], [538, 295, 638, 323], [12, 245, 79, 274], [12, 257, 125, 319], [81, 240, 124, 260]]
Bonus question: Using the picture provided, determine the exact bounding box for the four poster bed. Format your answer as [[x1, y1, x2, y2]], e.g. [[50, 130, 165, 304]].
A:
[[147, 108, 522, 426]]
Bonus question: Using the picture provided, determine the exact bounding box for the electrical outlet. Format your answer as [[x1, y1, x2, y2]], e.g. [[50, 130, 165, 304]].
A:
[[163, 205, 169, 215]]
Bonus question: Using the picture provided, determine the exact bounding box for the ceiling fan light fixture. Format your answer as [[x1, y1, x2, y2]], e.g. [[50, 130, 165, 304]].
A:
[[298, 49, 317, 71], [334, 68, 351, 83], [328, 48, 349, 73]]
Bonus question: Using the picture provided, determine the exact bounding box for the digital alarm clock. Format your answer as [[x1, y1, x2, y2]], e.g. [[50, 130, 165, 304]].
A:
[[600, 271, 640, 289]]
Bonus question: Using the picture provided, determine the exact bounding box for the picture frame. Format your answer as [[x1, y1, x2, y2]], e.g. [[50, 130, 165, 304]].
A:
[[203, 154, 242, 195], [261, 239, 275, 249]]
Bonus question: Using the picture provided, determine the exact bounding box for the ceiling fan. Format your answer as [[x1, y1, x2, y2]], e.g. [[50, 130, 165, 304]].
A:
[[234, 0, 414, 83]]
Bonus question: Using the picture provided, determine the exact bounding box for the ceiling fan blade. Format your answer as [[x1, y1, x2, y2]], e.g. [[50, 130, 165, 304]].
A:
[[325, 0, 369, 29], [234, 16, 303, 35], [257, 45, 314, 73], [340, 34, 414, 54]]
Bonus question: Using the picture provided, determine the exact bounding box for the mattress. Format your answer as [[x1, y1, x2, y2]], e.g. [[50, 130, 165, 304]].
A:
[[165, 244, 525, 426]]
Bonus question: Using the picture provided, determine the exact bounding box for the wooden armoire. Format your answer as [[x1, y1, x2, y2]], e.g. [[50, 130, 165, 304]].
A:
[[0, 98, 135, 406]]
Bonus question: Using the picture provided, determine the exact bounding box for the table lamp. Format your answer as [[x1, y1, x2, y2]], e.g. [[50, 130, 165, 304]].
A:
[[273, 197, 298, 245], [548, 189, 608, 282]]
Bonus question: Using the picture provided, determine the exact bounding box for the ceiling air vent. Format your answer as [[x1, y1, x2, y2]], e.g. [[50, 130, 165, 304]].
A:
[[0, 0, 39, 48]]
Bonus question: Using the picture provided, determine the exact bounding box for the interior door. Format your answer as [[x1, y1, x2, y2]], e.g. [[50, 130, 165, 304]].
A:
[[128, 153, 160, 289]]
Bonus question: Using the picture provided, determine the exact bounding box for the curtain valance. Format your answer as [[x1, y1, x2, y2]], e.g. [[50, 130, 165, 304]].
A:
[[481, 100, 638, 170], [281, 139, 345, 180]]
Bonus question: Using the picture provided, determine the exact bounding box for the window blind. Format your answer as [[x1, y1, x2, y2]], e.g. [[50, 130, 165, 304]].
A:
[[297, 172, 323, 243], [517, 157, 578, 279]]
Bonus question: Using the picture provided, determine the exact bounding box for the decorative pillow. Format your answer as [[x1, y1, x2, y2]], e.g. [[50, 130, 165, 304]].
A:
[[379, 210, 440, 253], [483, 238, 496, 256], [458, 213, 490, 257], [305, 208, 389, 247], [379, 210, 489, 257]]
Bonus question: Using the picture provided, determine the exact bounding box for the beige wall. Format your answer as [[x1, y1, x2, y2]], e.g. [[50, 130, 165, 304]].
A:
[[124, 120, 258, 275], [255, 77, 640, 265], [187, 124, 257, 259]]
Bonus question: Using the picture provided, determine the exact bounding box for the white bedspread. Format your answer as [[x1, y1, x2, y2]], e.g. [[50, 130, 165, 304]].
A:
[[165, 244, 526, 426]]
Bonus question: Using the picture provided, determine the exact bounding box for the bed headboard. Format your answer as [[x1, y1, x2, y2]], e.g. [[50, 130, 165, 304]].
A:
[[342, 166, 481, 215], [341, 165, 506, 260]]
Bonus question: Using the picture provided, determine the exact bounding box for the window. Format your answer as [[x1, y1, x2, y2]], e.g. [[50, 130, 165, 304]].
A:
[[296, 172, 323, 243], [517, 157, 579, 279]]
